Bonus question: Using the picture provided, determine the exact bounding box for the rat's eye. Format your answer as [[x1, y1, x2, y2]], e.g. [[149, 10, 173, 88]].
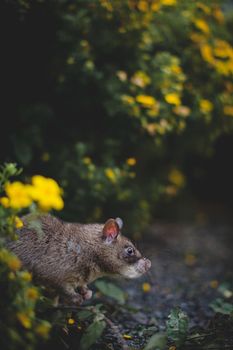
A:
[[126, 247, 134, 256]]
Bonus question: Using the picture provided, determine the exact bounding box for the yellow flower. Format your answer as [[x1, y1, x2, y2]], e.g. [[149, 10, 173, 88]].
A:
[[165, 93, 181, 106], [100, 0, 113, 11], [196, 2, 211, 14], [116, 70, 127, 81], [105, 168, 117, 183], [17, 312, 31, 329], [170, 65, 182, 74], [209, 280, 219, 289], [151, 2, 161, 12], [184, 253, 197, 266], [212, 6, 224, 24], [147, 104, 160, 117], [14, 216, 24, 229], [123, 334, 132, 340], [41, 152, 50, 162], [173, 105, 191, 117], [131, 71, 151, 88], [121, 95, 135, 105], [66, 57, 75, 65], [0, 196, 10, 208], [200, 99, 213, 113], [8, 272, 15, 280], [21, 271, 32, 282], [129, 172, 136, 179], [26, 287, 39, 300], [190, 32, 205, 44], [5, 182, 32, 209], [161, 0, 176, 5], [136, 95, 157, 108], [168, 168, 185, 187], [142, 282, 151, 292], [126, 158, 136, 166], [194, 19, 210, 35], [29, 175, 64, 211], [83, 157, 92, 165], [200, 43, 213, 63], [224, 106, 233, 116], [68, 318, 75, 325], [7, 256, 22, 271], [35, 321, 51, 338], [137, 0, 148, 12]]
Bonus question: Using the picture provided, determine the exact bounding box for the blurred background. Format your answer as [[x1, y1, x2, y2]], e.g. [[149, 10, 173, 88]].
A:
[[1, 0, 233, 233], [1, 2, 233, 349]]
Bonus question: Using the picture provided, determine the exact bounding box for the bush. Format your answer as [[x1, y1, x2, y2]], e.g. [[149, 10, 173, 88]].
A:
[[0, 163, 65, 349], [2, 0, 233, 230]]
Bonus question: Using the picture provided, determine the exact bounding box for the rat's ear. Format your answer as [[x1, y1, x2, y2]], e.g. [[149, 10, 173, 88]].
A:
[[115, 217, 123, 230], [103, 218, 120, 243]]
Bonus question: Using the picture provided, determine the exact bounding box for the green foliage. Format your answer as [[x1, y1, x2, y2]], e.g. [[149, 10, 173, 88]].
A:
[[209, 298, 233, 315], [0, 163, 22, 241], [144, 332, 167, 350], [2, 0, 233, 230], [95, 280, 126, 304], [80, 320, 106, 350], [166, 307, 189, 347], [0, 252, 51, 350]]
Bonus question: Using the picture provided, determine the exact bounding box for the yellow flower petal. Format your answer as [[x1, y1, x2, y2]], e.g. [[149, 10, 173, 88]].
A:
[[35, 322, 51, 337], [165, 93, 181, 106], [168, 169, 185, 187], [194, 19, 210, 35], [142, 282, 151, 293], [17, 312, 31, 329], [7, 256, 22, 271], [21, 271, 32, 282], [5, 182, 32, 209], [0, 197, 10, 208], [136, 95, 157, 108], [209, 280, 218, 289], [184, 253, 197, 266], [68, 318, 75, 325], [123, 334, 132, 340], [26, 287, 39, 300], [224, 106, 233, 116], [200, 99, 213, 113], [126, 158, 136, 166], [14, 216, 24, 229], [105, 168, 117, 183]]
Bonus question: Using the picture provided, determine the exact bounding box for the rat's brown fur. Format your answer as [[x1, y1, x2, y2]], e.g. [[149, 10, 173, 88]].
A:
[[7, 214, 151, 305]]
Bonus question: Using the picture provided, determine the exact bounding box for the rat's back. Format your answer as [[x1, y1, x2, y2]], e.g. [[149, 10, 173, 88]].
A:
[[7, 214, 76, 285]]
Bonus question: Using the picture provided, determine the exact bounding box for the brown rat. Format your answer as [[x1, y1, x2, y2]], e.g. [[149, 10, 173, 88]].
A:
[[7, 214, 151, 305]]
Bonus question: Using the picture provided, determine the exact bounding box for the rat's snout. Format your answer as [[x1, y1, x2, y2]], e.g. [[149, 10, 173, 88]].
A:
[[137, 257, 151, 274]]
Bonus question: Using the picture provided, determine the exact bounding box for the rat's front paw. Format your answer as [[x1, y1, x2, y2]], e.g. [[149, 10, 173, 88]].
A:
[[79, 287, 93, 300], [62, 292, 84, 306]]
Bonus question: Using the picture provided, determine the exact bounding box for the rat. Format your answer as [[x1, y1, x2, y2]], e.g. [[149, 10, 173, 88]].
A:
[[7, 214, 151, 305]]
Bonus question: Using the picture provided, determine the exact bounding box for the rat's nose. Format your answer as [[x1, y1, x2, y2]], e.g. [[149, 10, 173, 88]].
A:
[[137, 258, 151, 274]]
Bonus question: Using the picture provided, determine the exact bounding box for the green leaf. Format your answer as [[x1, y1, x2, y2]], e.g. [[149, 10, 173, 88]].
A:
[[77, 310, 93, 320], [95, 280, 126, 304], [144, 332, 167, 350], [218, 283, 233, 299], [80, 320, 106, 350], [209, 298, 233, 315], [166, 307, 189, 347]]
